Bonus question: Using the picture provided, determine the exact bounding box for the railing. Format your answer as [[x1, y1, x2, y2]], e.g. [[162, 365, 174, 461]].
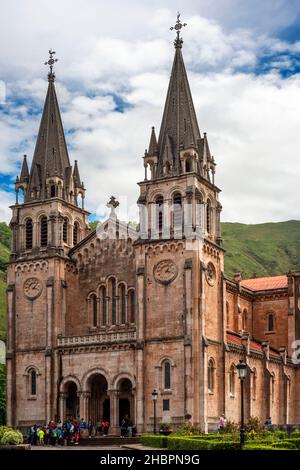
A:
[[57, 330, 136, 346]]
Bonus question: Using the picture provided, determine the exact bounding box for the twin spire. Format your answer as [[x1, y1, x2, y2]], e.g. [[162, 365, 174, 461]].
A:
[[145, 13, 216, 182], [16, 50, 84, 204]]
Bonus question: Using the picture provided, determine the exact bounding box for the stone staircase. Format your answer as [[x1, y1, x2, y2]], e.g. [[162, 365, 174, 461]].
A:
[[79, 436, 140, 447]]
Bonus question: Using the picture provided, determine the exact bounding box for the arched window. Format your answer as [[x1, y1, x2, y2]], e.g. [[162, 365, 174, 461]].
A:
[[252, 368, 257, 400], [271, 373, 275, 404], [30, 369, 37, 396], [229, 365, 235, 396], [50, 185, 56, 198], [267, 313, 274, 332], [119, 284, 126, 324], [25, 218, 33, 249], [164, 361, 171, 390], [73, 222, 79, 246], [100, 287, 107, 326], [63, 218, 68, 244], [173, 192, 182, 233], [206, 200, 212, 234], [40, 216, 48, 247], [91, 294, 97, 327], [208, 359, 215, 392], [242, 309, 247, 331], [128, 290, 135, 323], [109, 278, 117, 325], [226, 302, 230, 328], [155, 196, 164, 236], [185, 158, 192, 172]]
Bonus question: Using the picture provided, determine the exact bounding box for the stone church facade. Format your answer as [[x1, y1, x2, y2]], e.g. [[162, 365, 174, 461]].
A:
[[6, 29, 300, 433]]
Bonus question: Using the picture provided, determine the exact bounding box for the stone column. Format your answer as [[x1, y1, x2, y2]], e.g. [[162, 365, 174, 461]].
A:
[[59, 392, 67, 421], [108, 389, 119, 435], [45, 277, 54, 422]]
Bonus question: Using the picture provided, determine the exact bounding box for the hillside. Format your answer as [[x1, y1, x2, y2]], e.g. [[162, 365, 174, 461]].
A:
[[222, 220, 300, 279], [0, 220, 299, 339]]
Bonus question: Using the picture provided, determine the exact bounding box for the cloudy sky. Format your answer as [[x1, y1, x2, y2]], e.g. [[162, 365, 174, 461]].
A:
[[0, 0, 300, 224]]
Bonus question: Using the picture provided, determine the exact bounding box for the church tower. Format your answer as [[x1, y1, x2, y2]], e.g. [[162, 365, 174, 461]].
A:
[[6, 50, 89, 426], [135, 15, 225, 432]]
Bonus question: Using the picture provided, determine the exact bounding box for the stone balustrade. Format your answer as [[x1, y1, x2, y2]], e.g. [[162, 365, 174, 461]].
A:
[[57, 330, 136, 346]]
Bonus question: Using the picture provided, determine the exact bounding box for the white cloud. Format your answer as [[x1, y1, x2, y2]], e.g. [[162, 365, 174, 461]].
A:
[[0, 2, 300, 224]]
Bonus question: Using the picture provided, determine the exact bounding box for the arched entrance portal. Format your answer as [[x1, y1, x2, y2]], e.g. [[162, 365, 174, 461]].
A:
[[118, 378, 134, 425], [65, 382, 79, 419], [88, 374, 110, 424]]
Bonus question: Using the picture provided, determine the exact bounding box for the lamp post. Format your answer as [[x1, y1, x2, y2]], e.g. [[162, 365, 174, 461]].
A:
[[152, 389, 158, 434], [236, 360, 247, 449]]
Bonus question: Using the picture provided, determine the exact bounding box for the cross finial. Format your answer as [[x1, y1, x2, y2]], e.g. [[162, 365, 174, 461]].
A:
[[44, 49, 58, 82], [170, 12, 187, 48], [106, 196, 119, 216]]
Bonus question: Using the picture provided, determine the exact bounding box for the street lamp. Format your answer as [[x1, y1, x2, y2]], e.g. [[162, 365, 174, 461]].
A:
[[152, 389, 158, 434], [236, 360, 247, 449]]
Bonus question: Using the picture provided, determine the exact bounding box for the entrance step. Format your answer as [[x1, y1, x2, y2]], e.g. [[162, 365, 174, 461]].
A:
[[79, 436, 141, 446]]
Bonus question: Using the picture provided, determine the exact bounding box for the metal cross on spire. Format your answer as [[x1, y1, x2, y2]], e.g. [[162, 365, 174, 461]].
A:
[[44, 49, 58, 82], [170, 12, 187, 48]]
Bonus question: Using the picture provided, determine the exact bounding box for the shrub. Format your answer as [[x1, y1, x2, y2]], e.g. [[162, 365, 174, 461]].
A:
[[291, 430, 300, 439], [246, 416, 262, 433], [0, 426, 10, 440], [223, 420, 239, 434], [273, 430, 288, 440], [141, 434, 168, 448], [175, 424, 202, 436], [271, 441, 297, 450], [245, 444, 283, 451], [167, 437, 240, 451], [1, 430, 23, 445]]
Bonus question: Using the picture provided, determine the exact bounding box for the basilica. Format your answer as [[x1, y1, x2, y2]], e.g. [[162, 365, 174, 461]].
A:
[[6, 19, 300, 433]]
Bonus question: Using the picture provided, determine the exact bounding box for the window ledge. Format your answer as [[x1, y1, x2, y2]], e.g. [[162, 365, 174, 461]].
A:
[[161, 390, 172, 396], [208, 390, 214, 395], [265, 331, 275, 335], [28, 396, 37, 401], [229, 394, 235, 399]]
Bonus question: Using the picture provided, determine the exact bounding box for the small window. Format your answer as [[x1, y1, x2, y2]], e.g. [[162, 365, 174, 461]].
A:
[[25, 218, 33, 250], [50, 185, 56, 198], [120, 284, 126, 324], [163, 399, 170, 411], [110, 278, 117, 325], [267, 313, 274, 332], [242, 309, 247, 330], [63, 218, 68, 244], [208, 359, 215, 392], [30, 369, 37, 396], [40, 216, 48, 247], [100, 287, 107, 326], [128, 290, 135, 323], [206, 200, 212, 234], [73, 222, 79, 246], [91, 294, 97, 327], [173, 192, 182, 232], [155, 196, 164, 236], [164, 361, 171, 390], [229, 365, 235, 396], [252, 368, 257, 400]]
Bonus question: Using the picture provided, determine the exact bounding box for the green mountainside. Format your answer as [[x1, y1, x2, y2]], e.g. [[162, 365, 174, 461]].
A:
[[0, 220, 299, 339], [222, 220, 300, 279]]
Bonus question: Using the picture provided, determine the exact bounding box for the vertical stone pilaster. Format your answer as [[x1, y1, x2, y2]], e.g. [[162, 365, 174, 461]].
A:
[[59, 392, 67, 421], [136, 266, 145, 432], [6, 284, 15, 427], [184, 259, 193, 418], [109, 389, 119, 435]]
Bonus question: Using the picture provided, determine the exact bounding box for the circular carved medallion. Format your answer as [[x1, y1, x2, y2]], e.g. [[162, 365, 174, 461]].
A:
[[154, 259, 178, 285], [24, 277, 43, 300], [206, 262, 216, 286]]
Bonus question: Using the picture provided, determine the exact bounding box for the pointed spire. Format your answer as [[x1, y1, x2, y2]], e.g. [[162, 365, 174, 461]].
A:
[[20, 155, 29, 182], [73, 160, 83, 188], [27, 51, 71, 200], [156, 39, 201, 177], [148, 127, 158, 156]]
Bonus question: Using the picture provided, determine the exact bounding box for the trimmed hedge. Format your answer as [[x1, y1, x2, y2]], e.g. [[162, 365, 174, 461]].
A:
[[167, 437, 240, 451], [245, 444, 284, 451], [141, 435, 168, 448]]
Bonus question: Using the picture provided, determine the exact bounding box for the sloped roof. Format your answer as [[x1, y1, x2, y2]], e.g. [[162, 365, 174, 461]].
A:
[[226, 332, 281, 358], [241, 275, 288, 291]]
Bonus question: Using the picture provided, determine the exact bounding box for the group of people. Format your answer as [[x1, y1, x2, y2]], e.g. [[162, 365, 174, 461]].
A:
[[120, 415, 136, 437], [28, 416, 136, 445], [29, 419, 83, 446]]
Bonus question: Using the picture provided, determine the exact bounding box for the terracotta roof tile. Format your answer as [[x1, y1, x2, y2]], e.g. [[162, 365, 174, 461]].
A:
[[241, 275, 287, 292], [226, 333, 280, 357]]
